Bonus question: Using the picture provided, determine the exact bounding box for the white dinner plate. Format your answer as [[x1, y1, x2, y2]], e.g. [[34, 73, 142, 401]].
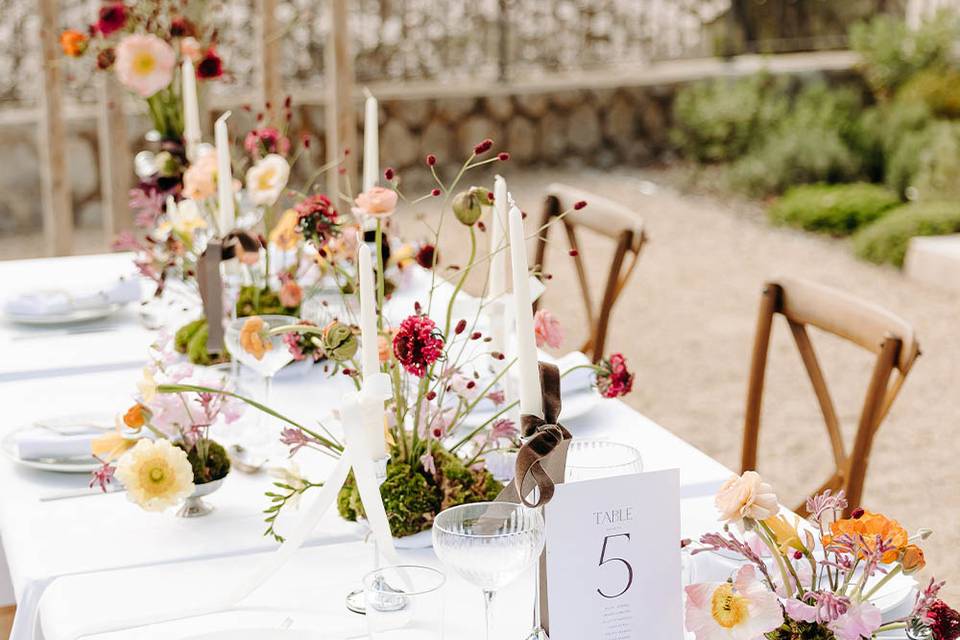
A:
[[4, 302, 123, 326], [1, 424, 106, 473], [182, 631, 328, 640]]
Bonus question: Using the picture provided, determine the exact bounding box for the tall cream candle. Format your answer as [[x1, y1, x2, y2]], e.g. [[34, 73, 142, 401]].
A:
[[181, 58, 201, 163], [490, 176, 508, 299], [508, 204, 543, 418], [214, 111, 235, 235], [358, 241, 379, 379], [362, 95, 379, 192]]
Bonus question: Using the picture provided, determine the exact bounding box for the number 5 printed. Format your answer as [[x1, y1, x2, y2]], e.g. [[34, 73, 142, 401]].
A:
[[597, 533, 633, 599]]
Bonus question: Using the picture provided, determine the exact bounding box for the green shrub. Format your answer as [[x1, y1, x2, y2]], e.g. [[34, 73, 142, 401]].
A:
[[885, 120, 960, 199], [671, 73, 790, 163], [852, 201, 960, 266], [769, 183, 900, 235], [849, 12, 958, 97], [897, 68, 960, 119], [850, 101, 933, 182]]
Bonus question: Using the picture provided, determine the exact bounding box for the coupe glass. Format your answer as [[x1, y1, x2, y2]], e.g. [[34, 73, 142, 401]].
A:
[[224, 315, 297, 451], [363, 565, 446, 639], [433, 502, 545, 640], [564, 439, 643, 482]]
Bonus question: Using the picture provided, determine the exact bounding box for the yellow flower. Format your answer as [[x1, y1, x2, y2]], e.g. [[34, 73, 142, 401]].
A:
[[137, 367, 157, 402], [388, 244, 416, 269], [268, 209, 301, 250], [115, 439, 195, 511], [764, 514, 806, 554]]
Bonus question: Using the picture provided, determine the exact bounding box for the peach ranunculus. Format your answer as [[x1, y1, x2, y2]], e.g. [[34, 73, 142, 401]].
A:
[[900, 544, 926, 574], [60, 30, 88, 57], [533, 308, 564, 349], [715, 471, 778, 526], [239, 316, 272, 360], [269, 209, 302, 251], [352, 186, 398, 218], [279, 280, 303, 308], [114, 34, 176, 98], [822, 511, 908, 564], [183, 152, 218, 200], [377, 332, 394, 363]]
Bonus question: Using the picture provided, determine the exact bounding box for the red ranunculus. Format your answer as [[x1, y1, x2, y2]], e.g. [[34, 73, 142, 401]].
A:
[[596, 353, 634, 399], [96, 3, 127, 36], [393, 314, 444, 377], [294, 194, 340, 247], [196, 50, 223, 80]]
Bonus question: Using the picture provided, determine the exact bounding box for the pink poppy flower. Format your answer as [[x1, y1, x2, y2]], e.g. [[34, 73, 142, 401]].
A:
[[114, 34, 176, 98]]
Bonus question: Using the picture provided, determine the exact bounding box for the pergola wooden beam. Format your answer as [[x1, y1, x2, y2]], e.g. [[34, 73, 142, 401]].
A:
[[324, 0, 357, 202]]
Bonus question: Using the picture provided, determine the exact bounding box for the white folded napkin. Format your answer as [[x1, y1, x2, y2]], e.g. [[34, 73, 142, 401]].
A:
[[3, 276, 140, 317], [15, 429, 99, 461]]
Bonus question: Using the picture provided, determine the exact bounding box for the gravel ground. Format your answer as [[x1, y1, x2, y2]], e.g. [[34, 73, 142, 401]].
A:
[[3, 165, 958, 603]]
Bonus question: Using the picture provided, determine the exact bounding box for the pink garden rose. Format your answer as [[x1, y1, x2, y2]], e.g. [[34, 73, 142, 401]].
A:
[[715, 470, 778, 526], [114, 34, 176, 98], [352, 186, 398, 218], [533, 309, 564, 349]]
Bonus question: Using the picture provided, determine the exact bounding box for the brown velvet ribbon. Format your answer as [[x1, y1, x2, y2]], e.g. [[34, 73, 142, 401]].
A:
[[491, 361, 572, 636], [197, 230, 261, 354]]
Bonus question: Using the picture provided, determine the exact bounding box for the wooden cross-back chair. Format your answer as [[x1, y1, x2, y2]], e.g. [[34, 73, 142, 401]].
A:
[[532, 183, 648, 362], [741, 277, 920, 516]]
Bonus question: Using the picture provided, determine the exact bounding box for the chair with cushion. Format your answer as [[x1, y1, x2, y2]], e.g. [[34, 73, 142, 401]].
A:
[[741, 276, 920, 516], [533, 183, 648, 362]]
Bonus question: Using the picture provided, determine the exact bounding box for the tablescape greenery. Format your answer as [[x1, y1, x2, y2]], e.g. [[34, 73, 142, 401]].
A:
[[683, 470, 960, 640], [88, 335, 244, 514], [143, 139, 635, 541], [60, 0, 223, 142]]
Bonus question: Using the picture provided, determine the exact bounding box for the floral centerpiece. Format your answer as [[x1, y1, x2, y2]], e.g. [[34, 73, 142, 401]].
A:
[[685, 471, 960, 640], [90, 335, 243, 514], [155, 139, 637, 540]]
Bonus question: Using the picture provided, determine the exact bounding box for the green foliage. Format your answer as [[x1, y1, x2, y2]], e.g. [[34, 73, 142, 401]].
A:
[[174, 317, 227, 365], [769, 183, 900, 235], [174, 318, 205, 353], [337, 449, 503, 538], [235, 286, 299, 317], [177, 440, 231, 484], [849, 12, 958, 97], [897, 68, 960, 119], [726, 81, 866, 196], [885, 120, 960, 200], [852, 201, 960, 267], [765, 617, 835, 639], [852, 100, 933, 183], [670, 73, 790, 163]]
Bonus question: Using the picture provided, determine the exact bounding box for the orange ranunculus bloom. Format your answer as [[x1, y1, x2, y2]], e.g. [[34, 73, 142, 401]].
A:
[[900, 544, 926, 574], [122, 404, 147, 430], [239, 316, 272, 360], [822, 511, 908, 563], [60, 30, 88, 57]]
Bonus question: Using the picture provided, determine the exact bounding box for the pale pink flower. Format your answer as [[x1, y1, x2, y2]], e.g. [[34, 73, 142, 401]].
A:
[[715, 471, 778, 526], [685, 565, 783, 640], [533, 309, 564, 349], [352, 186, 398, 218], [420, 452, 437, 476], [783, 598, 819, 623], [828, 601, 882, 640], [183, 152, 218, 200], [114, 34, 176, 98], [449, 371, 481, 402]]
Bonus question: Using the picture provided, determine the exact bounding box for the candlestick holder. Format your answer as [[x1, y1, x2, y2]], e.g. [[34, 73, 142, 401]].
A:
[[345, 454, 391, 614]]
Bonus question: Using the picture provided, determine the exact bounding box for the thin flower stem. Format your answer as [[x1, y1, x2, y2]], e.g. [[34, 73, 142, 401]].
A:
[[862, 565, 902, 601], [449, 399, 519, 453], [375, 219, 386, 332], [756, 521, 797, 598]]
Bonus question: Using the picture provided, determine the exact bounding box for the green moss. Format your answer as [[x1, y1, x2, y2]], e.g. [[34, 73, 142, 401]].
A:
[[177, 440, 231, 484], [852, 201, 960, 267], [174, 318, 205, 354], [765, 618, 835, 639], [235, 286, 299, 317], [768, 183, 900, 236]]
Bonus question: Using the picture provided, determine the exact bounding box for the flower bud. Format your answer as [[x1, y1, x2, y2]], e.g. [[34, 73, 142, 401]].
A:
[[321, 321, 358, 362], [900, 544, 926, 574], [452, 189, 482, 226]]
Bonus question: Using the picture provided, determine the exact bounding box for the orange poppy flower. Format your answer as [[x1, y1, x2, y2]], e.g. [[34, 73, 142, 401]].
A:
[[122, 404, 147, 430], [239, 316, 272, 360], [822, 511, 907, 563], [60, 30, 88, 57]]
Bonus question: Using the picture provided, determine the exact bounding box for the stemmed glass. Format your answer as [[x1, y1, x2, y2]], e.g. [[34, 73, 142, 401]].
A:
[[224, 314, 297, 455], [564, 440, 644, 482], [433, 502, 545, 640]]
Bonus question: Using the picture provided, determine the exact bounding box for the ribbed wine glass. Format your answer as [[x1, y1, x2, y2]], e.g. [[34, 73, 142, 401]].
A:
[[564, 439, 643, 482], [432, 502, 545, 640]]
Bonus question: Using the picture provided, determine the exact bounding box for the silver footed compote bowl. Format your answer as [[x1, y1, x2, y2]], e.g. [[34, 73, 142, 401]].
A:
[[224, 315, 297, 460], [433, 502, 545, 640]]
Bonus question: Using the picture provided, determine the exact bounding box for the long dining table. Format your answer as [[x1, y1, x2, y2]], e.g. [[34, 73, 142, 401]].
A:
[[0, 252, 741, 639]]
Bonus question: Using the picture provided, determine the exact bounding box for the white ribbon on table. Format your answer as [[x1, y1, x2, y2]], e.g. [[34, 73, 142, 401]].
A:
[[47, 374, 399, 640]]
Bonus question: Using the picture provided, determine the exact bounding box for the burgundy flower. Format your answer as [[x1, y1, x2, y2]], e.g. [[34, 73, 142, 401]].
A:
[[596, 353, 634, 398], [96, 47, 116, 70], [169, 17, 197, 38], [196, 50, 224, 80], [928, 600, 960, 640], [294, 194, 340, 247], [244, 126, 291, 159], [393, 314, 444, 377], [415, 243, 438, 269], [473, 138, 493, 155], [96, 3, 127, 36]]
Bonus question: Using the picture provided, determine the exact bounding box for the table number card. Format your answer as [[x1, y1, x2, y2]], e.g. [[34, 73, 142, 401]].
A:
[[544, 469, 682, 640]]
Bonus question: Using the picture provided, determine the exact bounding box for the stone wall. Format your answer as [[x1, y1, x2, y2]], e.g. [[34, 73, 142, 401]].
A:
[[0, 57, 859, 234]]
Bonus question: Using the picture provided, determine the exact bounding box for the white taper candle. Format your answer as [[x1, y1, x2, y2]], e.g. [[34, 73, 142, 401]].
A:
[[490, 176, 508, 299], [508, 204, 543, 418], [362, 95, 379, 192], [214, 111, 235, 235], [358, 241, 379, 379], [181, 58, 201, 163]]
